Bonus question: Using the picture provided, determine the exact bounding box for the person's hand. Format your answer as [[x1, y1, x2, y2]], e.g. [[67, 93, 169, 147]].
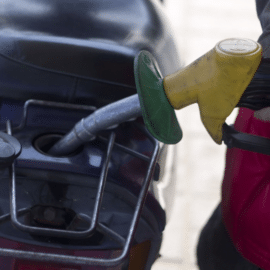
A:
[[254, 107, 270, 122]]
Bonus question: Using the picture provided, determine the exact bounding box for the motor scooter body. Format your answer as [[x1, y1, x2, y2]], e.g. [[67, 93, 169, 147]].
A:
[[0, 0, 182, 269]]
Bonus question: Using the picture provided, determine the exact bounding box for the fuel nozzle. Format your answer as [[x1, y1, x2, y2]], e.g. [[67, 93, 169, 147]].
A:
[[49, 38, 262, 157], [136, 38, 262, 144]]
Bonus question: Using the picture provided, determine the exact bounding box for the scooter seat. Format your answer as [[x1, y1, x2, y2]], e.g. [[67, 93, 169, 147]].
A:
[[0, 32, 136, 87], [0, 0, 180, 106]]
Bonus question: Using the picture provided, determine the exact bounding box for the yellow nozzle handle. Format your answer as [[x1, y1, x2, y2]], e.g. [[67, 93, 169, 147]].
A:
[[163, 38, 262, 144]]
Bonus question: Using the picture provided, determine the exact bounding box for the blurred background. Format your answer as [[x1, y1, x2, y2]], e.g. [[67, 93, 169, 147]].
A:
[[152, 0, 262, 269]]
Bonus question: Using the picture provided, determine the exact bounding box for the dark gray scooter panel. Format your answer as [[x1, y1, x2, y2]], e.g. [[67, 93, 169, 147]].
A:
[[0, 0, 181, 107]]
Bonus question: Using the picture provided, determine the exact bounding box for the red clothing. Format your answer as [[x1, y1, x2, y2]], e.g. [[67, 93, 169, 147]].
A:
[[222, 107, 270, 270]]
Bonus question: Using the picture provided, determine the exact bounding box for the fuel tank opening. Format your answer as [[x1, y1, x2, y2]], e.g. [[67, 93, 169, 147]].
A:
[[33, 133, 83, 157]]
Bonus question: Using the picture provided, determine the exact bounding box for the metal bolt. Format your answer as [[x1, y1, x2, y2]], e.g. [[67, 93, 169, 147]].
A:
[[0, 141, 15, 160]]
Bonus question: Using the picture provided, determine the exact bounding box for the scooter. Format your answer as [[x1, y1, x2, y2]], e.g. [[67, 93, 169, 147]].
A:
[[0, 1, 269, 270], [0, 0, 182, 269]]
